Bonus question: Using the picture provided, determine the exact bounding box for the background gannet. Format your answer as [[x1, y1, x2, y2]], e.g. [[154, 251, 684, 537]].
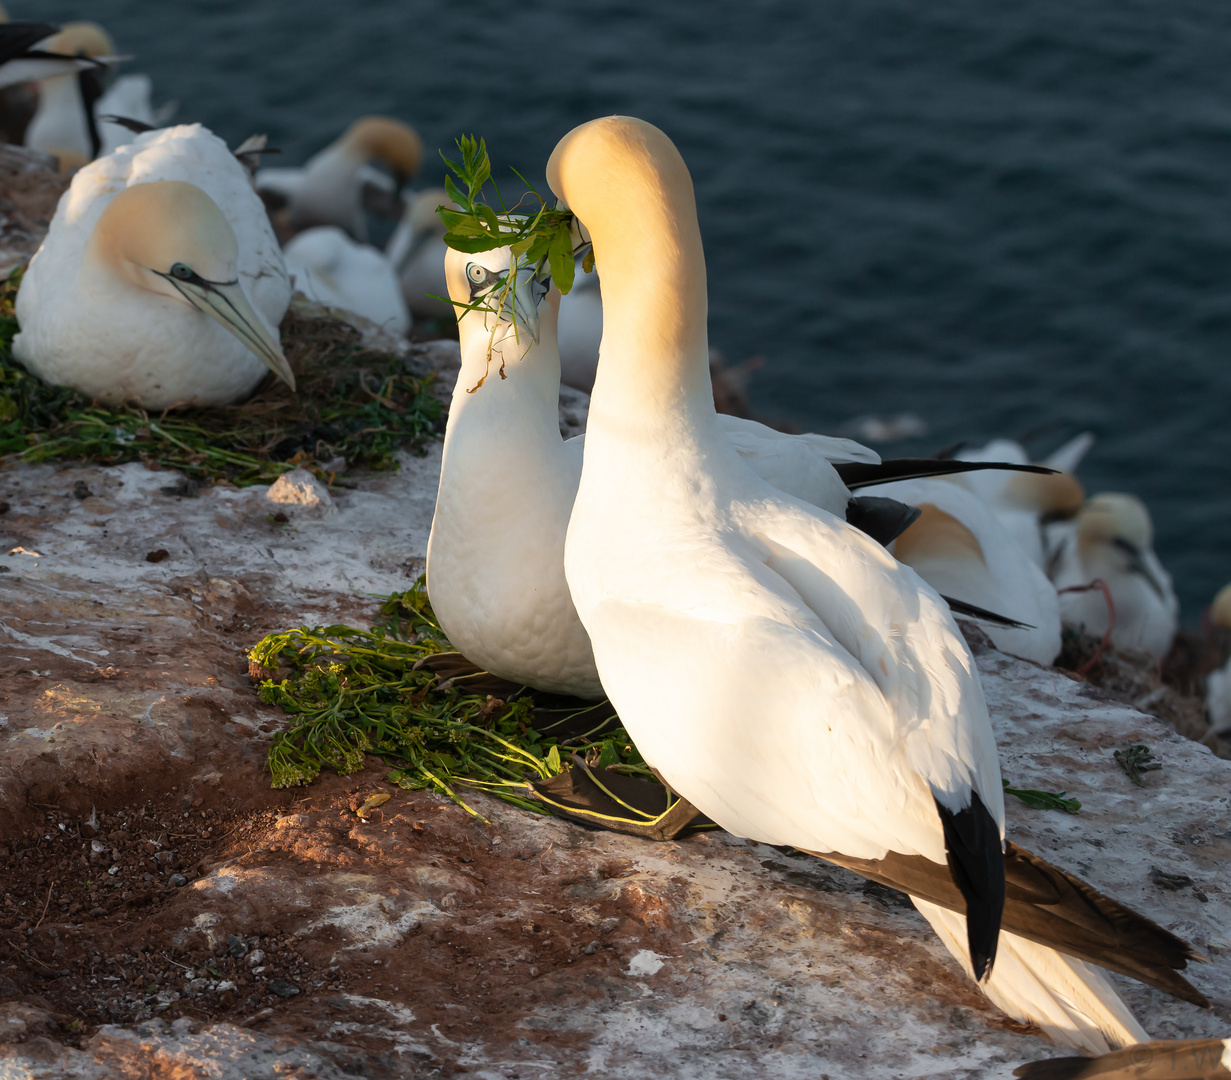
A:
[[429, 245, 1050, 699], [1047, 493, 1179, 659], [256, 115, 423, 242], [284, 225, 410, 337], [0, 22, 107, 93], [1206, 583, 1231, 734], [14, 123, 294, 409], [550, 114, 1179, 1051], [879, 477, 1062, 665], [385, 187, 454, 321], [22, 21, 113, 170]]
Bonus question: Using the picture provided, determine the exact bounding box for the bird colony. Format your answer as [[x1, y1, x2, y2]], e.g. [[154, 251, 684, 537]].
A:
[[2, 17, 1230, 1080]]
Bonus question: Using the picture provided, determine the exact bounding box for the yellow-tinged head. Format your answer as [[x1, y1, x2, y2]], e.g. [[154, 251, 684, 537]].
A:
[[1210, 582, 1231, 630], [1002, 471, 1086, 518], [1078, 493, 1154, 550], [341, 116, 423, 178], [47, 21, 114, 58], [410, 187, 451, 236], [87, 181, 295, 390]]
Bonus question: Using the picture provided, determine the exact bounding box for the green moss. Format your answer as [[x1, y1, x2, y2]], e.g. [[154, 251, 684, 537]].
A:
[[248, 580, 648, 820], [0, 268, 442, 486]]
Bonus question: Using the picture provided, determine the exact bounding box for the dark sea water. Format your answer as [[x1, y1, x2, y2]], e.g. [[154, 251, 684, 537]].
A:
[[19, 0, 1231, 618]]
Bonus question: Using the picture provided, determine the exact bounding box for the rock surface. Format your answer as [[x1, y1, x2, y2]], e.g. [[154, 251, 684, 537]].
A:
[[2, 387, 1230, 1078]]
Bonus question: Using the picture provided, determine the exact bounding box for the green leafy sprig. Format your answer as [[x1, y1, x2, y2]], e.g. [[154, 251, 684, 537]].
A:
[[1002, 779, 1082, 814], [249, 580, 647, 819], [437, 135, 591, 296]]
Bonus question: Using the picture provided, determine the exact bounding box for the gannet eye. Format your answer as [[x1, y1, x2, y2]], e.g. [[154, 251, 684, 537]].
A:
[[466, 263, 490, 286], [170, 263, 194, 281]]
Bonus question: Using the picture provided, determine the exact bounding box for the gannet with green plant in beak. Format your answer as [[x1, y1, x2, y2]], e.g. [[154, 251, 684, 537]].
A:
[[548, 115, 1192, 1052], [14, 123, 293, 408]]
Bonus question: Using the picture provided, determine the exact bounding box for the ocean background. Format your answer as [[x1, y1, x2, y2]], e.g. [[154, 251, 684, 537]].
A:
[[17, 0, 1231, 619]]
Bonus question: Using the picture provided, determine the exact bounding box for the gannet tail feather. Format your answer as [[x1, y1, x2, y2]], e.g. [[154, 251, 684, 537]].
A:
[[1016, 1039, 1231, 1079], [914, 897, 1148, 1053], [844, 496, 921, 547], [934, 792, 1005, 980]]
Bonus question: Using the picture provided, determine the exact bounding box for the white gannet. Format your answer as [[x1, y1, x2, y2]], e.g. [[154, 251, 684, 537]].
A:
[[256, 116, 423, 242], [22, 22, 115, 171], [550, 115, 1174, 1052], [954, 437, 1089, 567], [14, 123, 294, 409], [386, 187, 454, 321], [1046, 494, 1178, 660], [1206, 584, 1231, 734], [284, 225, 410, 337], [879, 477, 1062, 665], [96, 73, 175, 157]]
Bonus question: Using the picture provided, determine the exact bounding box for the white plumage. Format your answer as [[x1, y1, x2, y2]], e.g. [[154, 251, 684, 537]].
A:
[[385, 188, 453, 321], [548, 114, 1147, 1052], [14, 123, 293, 408], [284, 226, 410, 337]]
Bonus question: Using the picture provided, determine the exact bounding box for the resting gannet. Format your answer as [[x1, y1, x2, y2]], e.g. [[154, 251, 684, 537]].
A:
[[880, 477, 1062, 665], [256, 116, 423, 242], [1047, 493, 1178, 659], [550, 115, 1194, 1052], [15, 124, 294, 409], [386, 188, 453, 321], [0, 22, 107, 93], [22, 21, 114, 171], [1206, 584, 1231, 734], [284, 226, 410, 337], [429, 246, 1048, 698]]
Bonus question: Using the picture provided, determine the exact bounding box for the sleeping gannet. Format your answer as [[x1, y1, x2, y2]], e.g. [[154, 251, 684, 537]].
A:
[[881, 477, 1062, 665], [550, 115, 1188, 1052], [14, 124, 294, 409], [256, 116, 423, 242], [285, 225, 410, 337], [1047, 494, 1178, 659]]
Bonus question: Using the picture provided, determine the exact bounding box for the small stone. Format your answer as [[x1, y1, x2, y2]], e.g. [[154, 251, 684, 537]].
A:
[[268, 979, 300, 998], [107, 866, 120, 876], [72, 480, 91, 499], [246, 949, 266, 967], [226, 935, 248, 958], [582, 941, 601, 955], [168, 874, 187, 887], [183, 978, 212, 996], [91, 840, 106, 854], [265, 469, 335, 514], [1150, 867, 1194, 891]]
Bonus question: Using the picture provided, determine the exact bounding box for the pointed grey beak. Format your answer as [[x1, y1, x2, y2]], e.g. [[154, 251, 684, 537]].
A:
[[1113, 538, 1167, 601], [498, 261, 548, 345], [163, 270, 296, 391]]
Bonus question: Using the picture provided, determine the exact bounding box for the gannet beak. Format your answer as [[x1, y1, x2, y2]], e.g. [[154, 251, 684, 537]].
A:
[[166, 271, 296, 391], [500, 262, 548, 344]]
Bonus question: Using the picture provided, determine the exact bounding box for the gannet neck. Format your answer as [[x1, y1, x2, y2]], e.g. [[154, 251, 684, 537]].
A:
[[547, 116, 712, 421]]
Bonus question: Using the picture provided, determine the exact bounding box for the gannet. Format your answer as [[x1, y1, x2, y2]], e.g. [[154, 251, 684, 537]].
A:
[[14, 124, 294, 409], [550, 115, 1181, 1051], [385, 188, 453, 321], [284, 226, 410, 337], [256, 116, 423, 242], [879, 477, 1062, 665], [22, 21, 113, 171], [1046, 494, 1178, 659], [1206, 584, 1231, 734], [429, 245, 1047, 699], [0, 22, 106, 93]]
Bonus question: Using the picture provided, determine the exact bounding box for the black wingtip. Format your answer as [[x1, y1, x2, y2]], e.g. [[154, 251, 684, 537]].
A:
[[845, 495, 921, 547], [835, 458, 1057, 490], [935, 791, 1005, 981], [942, 595, 1035, 630]]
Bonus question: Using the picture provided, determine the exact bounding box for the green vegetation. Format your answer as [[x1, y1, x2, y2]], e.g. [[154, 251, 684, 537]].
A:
[[0, 270, 441, 486], [1002, 780, 1082, 814], [1114, 743, 1162, 788], [248, 581, 648, 820]]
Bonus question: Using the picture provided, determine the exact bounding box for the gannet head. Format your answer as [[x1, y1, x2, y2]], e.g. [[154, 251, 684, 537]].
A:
[[1209, 583, 1231, 631], [340, 115, 424, 182], [445, 244, 550, 352], [1002, 470, 1085, 519], [46, 21, 115, 58], [1077, 493, 1166, 599], [87, 180, 295, 390]]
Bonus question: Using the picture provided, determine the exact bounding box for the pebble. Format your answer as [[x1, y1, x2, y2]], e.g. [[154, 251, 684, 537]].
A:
[[268, 979, 300, 998], [246, 949, 266, 967], [168, 874, 187, 887]]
